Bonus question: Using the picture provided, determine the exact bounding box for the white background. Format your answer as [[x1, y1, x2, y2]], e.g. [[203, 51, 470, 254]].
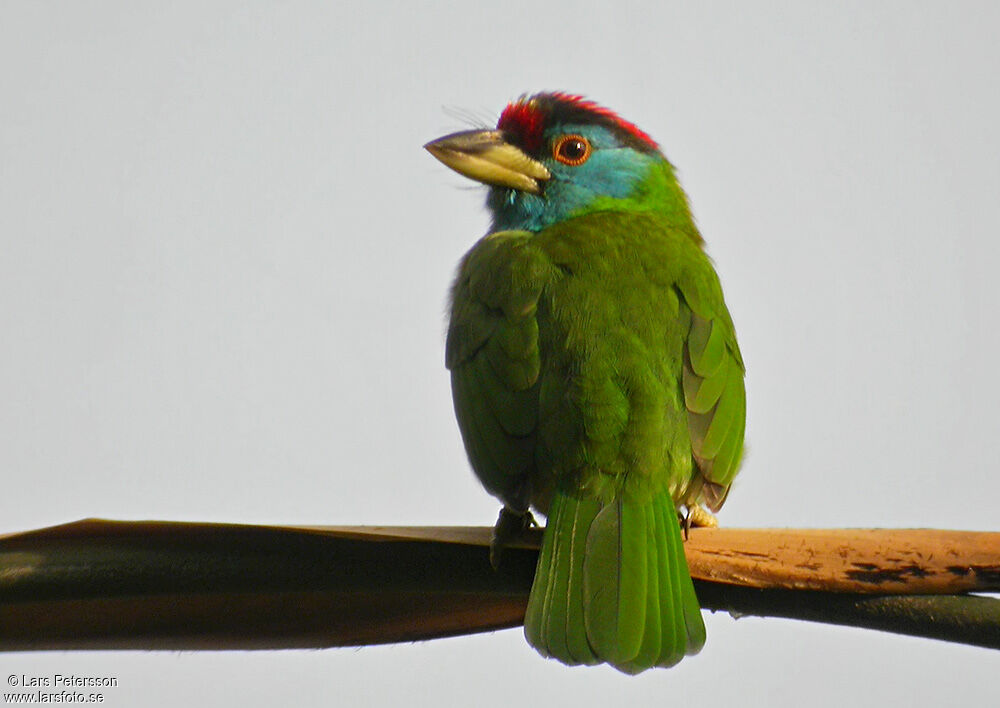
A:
[[2, 2, 998, 706]]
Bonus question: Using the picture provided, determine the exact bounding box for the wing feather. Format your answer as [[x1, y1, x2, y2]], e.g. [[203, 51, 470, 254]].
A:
[[447, 231, 550, 510], [676, 277, 746, 511]]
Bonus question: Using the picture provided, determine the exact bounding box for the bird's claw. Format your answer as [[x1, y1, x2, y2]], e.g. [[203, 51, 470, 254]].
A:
[[490, 507, 536, 570], [682, 503, 718, 540]]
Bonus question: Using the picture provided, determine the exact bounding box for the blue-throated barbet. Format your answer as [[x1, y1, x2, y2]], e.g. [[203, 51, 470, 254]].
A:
[[426, 92, 745, 674]]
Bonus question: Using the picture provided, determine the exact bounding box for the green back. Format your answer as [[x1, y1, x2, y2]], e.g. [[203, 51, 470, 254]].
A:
[[447, 173, 744, 512]]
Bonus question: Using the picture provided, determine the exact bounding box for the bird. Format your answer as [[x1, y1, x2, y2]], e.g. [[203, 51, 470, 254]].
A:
[[425, 92, 745, 674]]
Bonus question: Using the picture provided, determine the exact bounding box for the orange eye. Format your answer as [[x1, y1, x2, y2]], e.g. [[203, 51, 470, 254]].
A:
[[552, 134, 592, 166]]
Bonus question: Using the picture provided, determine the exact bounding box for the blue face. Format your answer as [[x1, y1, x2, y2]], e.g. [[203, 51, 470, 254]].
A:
[[488, 124, 658, 233]]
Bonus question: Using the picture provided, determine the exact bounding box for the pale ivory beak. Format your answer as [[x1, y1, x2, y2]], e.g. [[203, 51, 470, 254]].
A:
[[424, 130, 550, 195]]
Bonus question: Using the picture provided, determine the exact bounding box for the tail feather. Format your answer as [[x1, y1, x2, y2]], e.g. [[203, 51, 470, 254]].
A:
[[617, 503, 662, 674], [540, 490, 571, 662], [653, 498, 684, 668], [564, 495, 599, 664], [583, 497, 647, 666], [523, 495, 556, 651], [656, 496, 690, 666], [524, 487, 706, 674], [524, 491, 601, 664]]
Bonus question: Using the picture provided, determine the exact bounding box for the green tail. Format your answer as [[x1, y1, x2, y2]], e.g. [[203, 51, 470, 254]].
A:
[[524, 488, 706, 674]]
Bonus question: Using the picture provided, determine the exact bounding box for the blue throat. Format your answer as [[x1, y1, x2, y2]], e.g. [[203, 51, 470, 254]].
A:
[[486, 124, 660, 233]]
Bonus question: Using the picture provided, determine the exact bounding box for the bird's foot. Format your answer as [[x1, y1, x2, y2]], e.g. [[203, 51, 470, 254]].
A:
[[490, 507, 537, 570], [681, 504, 718, 540]]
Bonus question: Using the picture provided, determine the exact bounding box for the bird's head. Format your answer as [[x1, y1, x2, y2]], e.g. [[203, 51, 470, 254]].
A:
[[425, 92, 689, 232]]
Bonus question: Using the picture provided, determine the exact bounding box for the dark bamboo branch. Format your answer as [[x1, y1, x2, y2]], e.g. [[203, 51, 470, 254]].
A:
[[0, 519, 997, 652], [696, 586, 1000, 650]]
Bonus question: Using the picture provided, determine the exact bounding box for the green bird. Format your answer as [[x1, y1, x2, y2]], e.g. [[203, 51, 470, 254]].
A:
[[425, 92, 745, 674]]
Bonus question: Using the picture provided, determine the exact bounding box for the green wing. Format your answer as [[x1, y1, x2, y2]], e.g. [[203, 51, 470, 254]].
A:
[[677, 272, 746, 511], [446, 231, 552, 511]]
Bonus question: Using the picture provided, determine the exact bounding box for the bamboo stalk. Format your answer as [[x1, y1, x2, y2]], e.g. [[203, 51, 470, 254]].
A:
[[1, 519, 997, 652], [683, 527, 1000, 594]]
